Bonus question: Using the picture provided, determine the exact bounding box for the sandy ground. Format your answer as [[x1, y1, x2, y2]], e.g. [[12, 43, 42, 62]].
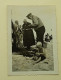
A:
[[12, 41, 54, 71]]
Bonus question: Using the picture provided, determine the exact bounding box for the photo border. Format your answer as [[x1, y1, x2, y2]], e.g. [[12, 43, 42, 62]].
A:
[[8, 5, 59, 75]]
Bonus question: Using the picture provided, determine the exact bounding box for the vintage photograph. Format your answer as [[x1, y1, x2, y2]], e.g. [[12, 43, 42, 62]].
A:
[[8, 6, 58, 75]]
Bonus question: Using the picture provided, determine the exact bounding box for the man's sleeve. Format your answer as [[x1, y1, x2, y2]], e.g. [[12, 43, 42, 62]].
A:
[[32, 16, 38, 26]]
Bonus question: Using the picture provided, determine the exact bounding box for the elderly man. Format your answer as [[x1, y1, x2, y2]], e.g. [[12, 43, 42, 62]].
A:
[[26, 13, 45, 47]]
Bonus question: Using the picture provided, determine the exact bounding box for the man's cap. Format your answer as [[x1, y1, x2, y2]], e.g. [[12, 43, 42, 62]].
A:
[[26, 13, 32, 17]]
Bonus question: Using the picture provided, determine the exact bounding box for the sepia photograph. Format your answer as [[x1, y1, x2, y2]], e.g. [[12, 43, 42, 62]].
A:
[[8, 6, 58, 75]]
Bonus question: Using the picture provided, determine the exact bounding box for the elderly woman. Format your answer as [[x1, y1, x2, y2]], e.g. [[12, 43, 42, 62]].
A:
[[22, 19, 35, 49]]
